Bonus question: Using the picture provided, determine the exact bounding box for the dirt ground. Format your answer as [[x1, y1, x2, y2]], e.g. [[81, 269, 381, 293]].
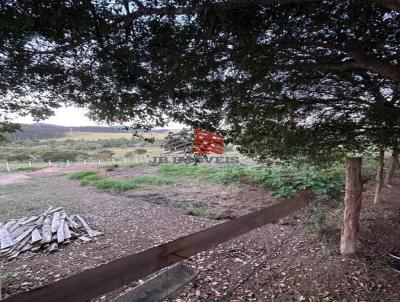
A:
[[1, 165, 400, 301]]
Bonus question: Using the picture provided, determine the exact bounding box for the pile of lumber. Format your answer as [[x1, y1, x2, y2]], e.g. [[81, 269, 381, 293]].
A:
[[0, 207, 102, 260]]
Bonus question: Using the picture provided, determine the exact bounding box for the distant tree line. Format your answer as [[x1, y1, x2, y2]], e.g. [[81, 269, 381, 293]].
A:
[[5, 123, 168, 141]]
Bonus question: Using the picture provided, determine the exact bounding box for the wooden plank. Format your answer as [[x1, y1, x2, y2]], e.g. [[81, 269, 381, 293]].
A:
[[49, 234, 58, 253], [10, 225, 28, 240], [43, 206, 53, 216], [35, 215, 45, 226], [75, 215, 96, 237], [63, 222, 71, 240], [112, 263, 197, 302], [65, 216, 79, 230], [41, 218, 52, 243], [57, 213, 66, 243], [0, 227, 13, 249], [51, 212, 61, 233], [20, 216, 39, 226], [6, 234, 31, 256], [13, 227, 34, 246], [8, 217, 26, 234], [3, 191, 311, 302], [31, 228, 42, 244], [48, 207, 64, 215], [4, 220, 17, 231]]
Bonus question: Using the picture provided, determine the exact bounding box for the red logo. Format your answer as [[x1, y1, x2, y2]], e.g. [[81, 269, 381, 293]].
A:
[[193, 128, 224, 155]]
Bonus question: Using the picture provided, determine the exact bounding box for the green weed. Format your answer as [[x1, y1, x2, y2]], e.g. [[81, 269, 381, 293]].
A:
[[182, 201, 222, 220], [304, 206, 328, 234], [1, 271, 21, 290]]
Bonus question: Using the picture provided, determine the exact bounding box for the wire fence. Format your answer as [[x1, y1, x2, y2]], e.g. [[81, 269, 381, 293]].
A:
[[0, 152, 255, 174], [0, 156, 150, 174]]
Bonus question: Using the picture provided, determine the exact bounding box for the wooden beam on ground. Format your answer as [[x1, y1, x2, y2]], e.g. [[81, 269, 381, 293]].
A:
[[3, 191, 311, 302], [112, 263, 197, 302]]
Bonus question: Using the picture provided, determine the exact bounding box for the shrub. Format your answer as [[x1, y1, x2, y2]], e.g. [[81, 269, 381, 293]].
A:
[[95, 150, 115, 160], [40, 150, 80, 162]]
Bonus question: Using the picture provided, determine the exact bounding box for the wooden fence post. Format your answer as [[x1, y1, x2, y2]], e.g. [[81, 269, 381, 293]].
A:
[[340, 157, 363, 256], [384, 148, 399, 186], [374, 150, 385, 204]]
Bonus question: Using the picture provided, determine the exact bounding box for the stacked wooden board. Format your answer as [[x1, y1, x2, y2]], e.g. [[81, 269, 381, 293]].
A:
[[0, 207, 102, 260]]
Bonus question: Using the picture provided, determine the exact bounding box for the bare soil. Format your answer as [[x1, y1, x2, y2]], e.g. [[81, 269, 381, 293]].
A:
[[1, 165, 400, 301]]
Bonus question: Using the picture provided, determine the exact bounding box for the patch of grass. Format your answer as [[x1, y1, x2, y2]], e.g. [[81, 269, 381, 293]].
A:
[[70, 171, 100, 180], [132, 175, 175, 185], [127, 163, 146, 168], [182, 201, 222, 220], [158, 164, 215, 178], [89, 178, 138, 192], [70, 170, 174, 192], [14, 166, 40, 172]]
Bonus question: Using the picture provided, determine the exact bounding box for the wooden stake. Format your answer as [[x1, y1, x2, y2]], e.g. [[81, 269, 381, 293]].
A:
[[340, 157, 363, 256], [6, 162, 10, 174], [384, 148, 399, 186], [374, 150, 385, 204]]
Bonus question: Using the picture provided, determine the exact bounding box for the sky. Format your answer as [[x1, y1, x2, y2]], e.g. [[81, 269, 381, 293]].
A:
[[13, 106, 101, 126], [12, 105, 184, 129]]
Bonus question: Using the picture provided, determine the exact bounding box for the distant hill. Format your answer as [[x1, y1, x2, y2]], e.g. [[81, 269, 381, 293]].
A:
[[6, 123, 168, 141]]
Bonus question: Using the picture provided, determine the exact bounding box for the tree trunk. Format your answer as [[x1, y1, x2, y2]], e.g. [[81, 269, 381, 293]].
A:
[[384, 148, 399, 186], [374, 150, 385, 204], [340, 157, 363, 256]]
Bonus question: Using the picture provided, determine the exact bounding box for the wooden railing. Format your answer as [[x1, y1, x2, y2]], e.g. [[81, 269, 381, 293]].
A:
[[3, 191, 311, 302]]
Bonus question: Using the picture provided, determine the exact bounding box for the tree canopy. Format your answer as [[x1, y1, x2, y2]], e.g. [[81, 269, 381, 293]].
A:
[[1, 0, 400, 162]]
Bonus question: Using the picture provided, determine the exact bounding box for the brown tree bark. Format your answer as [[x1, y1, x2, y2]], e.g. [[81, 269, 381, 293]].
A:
[[374, 150, 385, 204], [340, 157, 363, 256], [384, 148, 399, 186]]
